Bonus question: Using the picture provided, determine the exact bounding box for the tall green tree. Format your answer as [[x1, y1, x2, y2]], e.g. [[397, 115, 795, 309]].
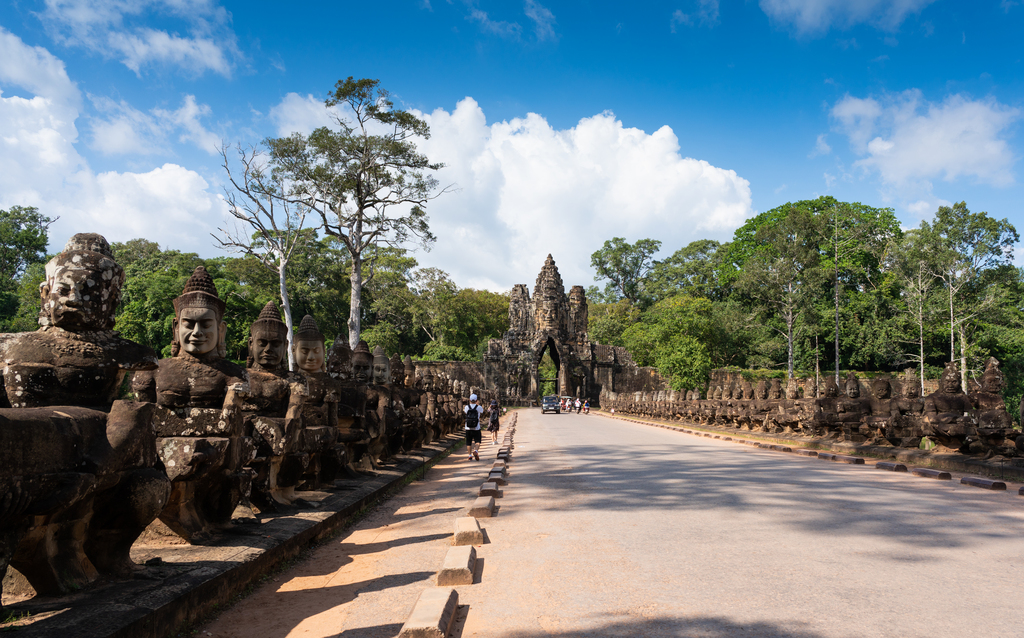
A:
[[621, 295, 714, 391], [921, 201, 1018, 388], [266, 77, 449, 348], [733, 207, 824, 378], [590, 237, 662, 306], [647, 239, 727, 302]]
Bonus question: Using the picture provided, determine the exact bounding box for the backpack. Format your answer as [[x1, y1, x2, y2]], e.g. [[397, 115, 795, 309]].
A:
[[489, 410, 499, 424], [465, 405, 480, 429]]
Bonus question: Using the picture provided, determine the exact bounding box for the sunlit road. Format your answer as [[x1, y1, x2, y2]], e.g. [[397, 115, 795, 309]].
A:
[[455, 408, 1024, 638]]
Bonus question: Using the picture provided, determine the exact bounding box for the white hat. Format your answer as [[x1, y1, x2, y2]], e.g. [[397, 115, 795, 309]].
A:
[[470, 394, 478, 401]]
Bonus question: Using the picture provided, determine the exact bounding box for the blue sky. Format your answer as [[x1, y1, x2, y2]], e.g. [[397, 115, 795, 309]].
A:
[[0, 0, 1021, 290]]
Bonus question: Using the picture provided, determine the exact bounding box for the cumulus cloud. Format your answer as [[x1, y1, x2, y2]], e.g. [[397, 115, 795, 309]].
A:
[[90, 93, 219, 155], [831, 90, 1020, 188], [671, 0, 721, 31], [759, 0, 936, 35], [268, 92, 338, 136], [406, 98, 752, 290], [0, 29, 224, 253], [39, 0, 241, 76]]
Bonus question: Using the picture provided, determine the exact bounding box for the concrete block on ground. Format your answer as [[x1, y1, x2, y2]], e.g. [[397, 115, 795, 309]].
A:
[[398, 587, 459, 638], [1019, 486, 1024, 496], [832, 455, 866, 464], [722, 436, 732, 441], [796, 449, 818, 457], [479, 481, 502, 498], [875, 461, 908, 472], [911, 467, 952, 480], [469, 496, 495, 518], [817, 453, 837, 461], [960, 476, 1007, 490], [768, 444, 793, 452], [437, 545, 476, 586], [488, 471, 507, 486], [453, 517, 484, 546]]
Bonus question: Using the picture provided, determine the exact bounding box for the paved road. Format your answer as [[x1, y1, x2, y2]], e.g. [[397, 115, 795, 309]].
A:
[[455, 409, 1024, 638]]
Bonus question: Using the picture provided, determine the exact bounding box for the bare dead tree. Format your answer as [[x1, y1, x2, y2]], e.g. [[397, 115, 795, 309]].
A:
[[215, 143, 309, 370]]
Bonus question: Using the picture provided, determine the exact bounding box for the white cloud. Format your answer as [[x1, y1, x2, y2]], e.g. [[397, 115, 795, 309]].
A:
[[759, 0, 936, 35], [0, 30, 224, 254], [671, 0, 721, 31], [831, 90, 1020, 188], [404, 98, 753, 290], [90, 93, 219, 155], [39, 0, 240, 77], [810, 133, 832, 157], [524, 0, 557, 41], [467, 7, 523, 39], [268, 92, 337, 136]]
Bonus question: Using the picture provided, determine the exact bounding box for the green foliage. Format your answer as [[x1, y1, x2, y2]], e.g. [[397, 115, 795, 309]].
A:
[[621, 295, 714, 390], [0, 205, 54, 294], [587, 300, 641, 347], [590, 237, 662, 306], [538, 352, 557, 397]]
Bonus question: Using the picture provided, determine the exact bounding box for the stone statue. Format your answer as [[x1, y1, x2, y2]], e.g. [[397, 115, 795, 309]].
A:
[[922, 361, 977, 450], [242, 303, 310, 509], [132, 266, 255, 543], [863, 378, 899, 443], [969, 357, 1013, 452], [1, 234, 169, 602], [326, 336, 353, 381]]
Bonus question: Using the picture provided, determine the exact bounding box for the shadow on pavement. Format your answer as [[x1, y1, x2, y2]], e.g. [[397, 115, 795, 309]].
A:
[[514, 415, 1022, 551], [452, 613, 826, 638]]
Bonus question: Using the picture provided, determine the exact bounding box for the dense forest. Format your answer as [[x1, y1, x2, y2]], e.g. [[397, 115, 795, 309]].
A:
[[587, 197, 1023, 419], [1, 195, 1020, 416]]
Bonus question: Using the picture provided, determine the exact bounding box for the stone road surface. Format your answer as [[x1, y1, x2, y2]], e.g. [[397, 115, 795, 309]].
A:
[[203, 409, 1024, 638]]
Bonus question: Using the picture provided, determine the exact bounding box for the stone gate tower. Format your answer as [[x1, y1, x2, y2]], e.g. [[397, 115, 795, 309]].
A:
[[484, 255, 658, 404]]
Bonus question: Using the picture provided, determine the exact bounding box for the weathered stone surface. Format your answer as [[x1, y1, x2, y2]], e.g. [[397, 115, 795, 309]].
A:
[[468, 496, 495, 518], [487, 471, 507, 486], [875, 462, 908, 472], [960, 477, 1007, 490], [399, 587, 459, 638], [453, 517, 483, 546], [437, 545, 476, 586], [796, 450, 819, 456], [911, 468, 952, 480], [479, 482, 502, 498], [832, 455, 866, 465]]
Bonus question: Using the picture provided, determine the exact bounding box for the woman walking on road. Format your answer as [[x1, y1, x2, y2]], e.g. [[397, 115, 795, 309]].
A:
[[464, 394, 484, 461], [487, 399, 500, 443]]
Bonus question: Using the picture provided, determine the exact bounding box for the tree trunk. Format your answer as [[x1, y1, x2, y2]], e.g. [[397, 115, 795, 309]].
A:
[[834, 219, 840, 383], [958, 325, 968, 391], [348, 213, 364, 349], [918, 298, 925, 396], [786, 287, 795, 379], [278, 254, 295, 371], [949, 282, 955, 363], [815, 335, 820, 398]]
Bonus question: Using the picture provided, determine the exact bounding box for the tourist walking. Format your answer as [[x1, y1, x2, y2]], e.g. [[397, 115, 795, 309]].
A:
[[487, 399, 500, 443], [464, 394, 484, 461]]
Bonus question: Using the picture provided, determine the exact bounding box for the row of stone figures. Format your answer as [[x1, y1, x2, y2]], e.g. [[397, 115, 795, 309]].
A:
[[0, 233, 494, 610], [602, 362, 1023, 456]]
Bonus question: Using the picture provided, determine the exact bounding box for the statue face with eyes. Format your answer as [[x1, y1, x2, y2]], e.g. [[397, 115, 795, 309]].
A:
[[250, 327, 287, 371], [42, 259, 117, 330], [294, 339, 325, 373], [176, 308, 223, 357]]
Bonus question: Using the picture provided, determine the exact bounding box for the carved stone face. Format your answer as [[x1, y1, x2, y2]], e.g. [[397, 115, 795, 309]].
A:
[[872, 379, 891, 399], [42, 258, 117, 330], [250, 327, 287, 370], [295, 339, 325, 373], [845, 377, 860, 398], [786, 380, 799, 399], [981, 370, 1003, 393], [940, 366, 961, 394], [823, 378, 839, 398], [176, 307, 222, 356], [768, 379, 783, 400], [903, 380, 920, 399], [352, 355, 371, 383]]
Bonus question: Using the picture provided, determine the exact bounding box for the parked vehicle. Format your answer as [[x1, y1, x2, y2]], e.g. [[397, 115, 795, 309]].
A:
[[541, 395, 560, 414]]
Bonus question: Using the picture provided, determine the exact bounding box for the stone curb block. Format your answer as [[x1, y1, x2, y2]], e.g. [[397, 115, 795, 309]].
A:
[[768, 444, 793, 452], [876, 461, 908, 472], [479, 481, 502, 498], [453, 517, 483, 546], [487, 472, 507, 486], [398, 587, 459, 638], [960, 476, 1007, 490], [796, 449, 818, 456], [911, 467, 952, 480], [817, 453, 837, 461], [832, 455, 866, 465], [437, 546, 476, 586], [468, 496, 495, 518]]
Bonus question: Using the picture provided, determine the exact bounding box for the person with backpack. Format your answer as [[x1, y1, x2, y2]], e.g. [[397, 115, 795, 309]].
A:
[[574, 398, 582, 414], [464, 394, 484, 461], [487, 399, 501, 443]]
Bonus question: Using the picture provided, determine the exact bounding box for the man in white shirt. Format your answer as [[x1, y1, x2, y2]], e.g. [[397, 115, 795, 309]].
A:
[[464, 393, 484, 461]]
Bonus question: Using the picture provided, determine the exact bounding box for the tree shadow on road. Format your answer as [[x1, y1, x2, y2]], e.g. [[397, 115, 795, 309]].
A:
[[451, 612, 827, 638], [512, 421, 1023, 552]]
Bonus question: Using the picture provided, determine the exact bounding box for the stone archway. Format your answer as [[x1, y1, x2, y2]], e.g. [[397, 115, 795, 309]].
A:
[[535, 337, 561, 398]]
